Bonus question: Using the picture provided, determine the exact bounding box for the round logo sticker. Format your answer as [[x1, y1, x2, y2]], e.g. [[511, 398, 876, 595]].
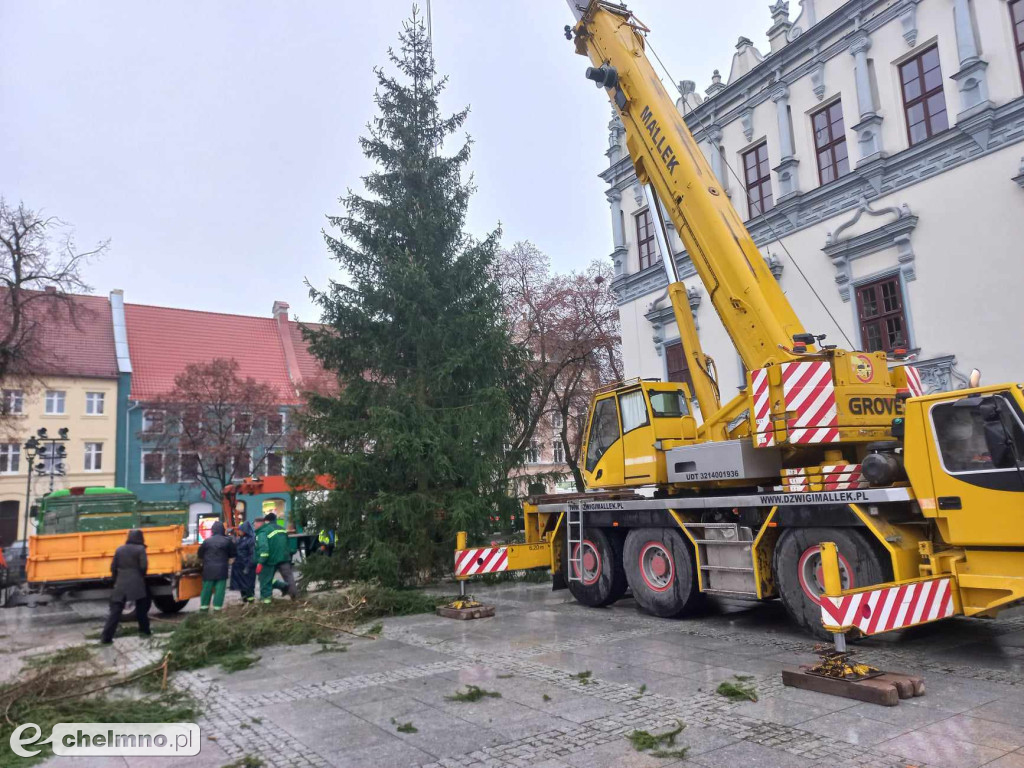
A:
[[852, 354, 874, 383]]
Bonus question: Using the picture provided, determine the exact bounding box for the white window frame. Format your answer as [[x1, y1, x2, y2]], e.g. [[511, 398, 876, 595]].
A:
[[2, 389, 24, 415], [527, 440, 541, 464], [553, 440, 565, 464], [141, 451, 165, 483], [85, 392, 106, 416], [45, 390, 66, 415], [551, 411, 563, 430], [142, 410, 165, 434], [266, 411, 286, 435], [0, 443, 20, 475], [84, 442, 103, 472], [265, 452, 284, 476]]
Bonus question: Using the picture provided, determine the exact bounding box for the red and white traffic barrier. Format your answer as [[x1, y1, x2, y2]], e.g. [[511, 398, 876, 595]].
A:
[[821, 577, 955, 635], [454, 547, 508, 577]]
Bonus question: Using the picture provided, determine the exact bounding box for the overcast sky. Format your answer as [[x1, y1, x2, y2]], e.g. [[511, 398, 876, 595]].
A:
[[1, 1, 770, 320]]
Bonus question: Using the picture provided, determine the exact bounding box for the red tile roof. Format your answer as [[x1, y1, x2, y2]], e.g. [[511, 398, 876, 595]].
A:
[[0, 289, 119, 379], [124, 303, 327, 403]]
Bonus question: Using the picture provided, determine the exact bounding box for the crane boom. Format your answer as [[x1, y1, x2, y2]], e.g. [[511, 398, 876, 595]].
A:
[[567, 0, 808, 372]]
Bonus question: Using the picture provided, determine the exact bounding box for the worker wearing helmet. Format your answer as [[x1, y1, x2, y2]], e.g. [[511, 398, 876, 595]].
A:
[[255, 512, 296, 603]]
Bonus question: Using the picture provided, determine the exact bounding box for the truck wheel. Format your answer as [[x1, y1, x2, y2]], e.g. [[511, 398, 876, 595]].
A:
[[152, 595, 189, 614], [623, 528, 699, 618], [774, 527, 890, 639], [567, 528, 627, 607]]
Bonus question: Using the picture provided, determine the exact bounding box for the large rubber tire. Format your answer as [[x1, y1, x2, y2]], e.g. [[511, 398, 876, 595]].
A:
[[774, 527, 890, 639], [622, 528, 699, 618], [152, 595, 189, 614], [567, 528, 628, 608]]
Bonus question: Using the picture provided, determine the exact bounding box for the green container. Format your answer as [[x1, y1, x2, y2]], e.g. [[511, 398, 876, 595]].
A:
[[38, 488, 188, 535]]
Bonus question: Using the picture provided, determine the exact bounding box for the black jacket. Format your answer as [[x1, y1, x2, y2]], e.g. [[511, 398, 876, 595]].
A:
[[111, 529, 149, 602], [230, 521, 256, 594], [198, 521, 237, 581]]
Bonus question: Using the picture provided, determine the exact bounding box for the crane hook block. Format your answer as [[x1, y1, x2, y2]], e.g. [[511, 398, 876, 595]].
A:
[[585, 65, 618, 88]]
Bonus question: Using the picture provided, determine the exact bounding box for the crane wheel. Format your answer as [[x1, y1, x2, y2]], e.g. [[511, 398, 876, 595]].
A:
[[622, 528, 699, 618], [566, 528, 627, 608], [774, 527, 890, 640]]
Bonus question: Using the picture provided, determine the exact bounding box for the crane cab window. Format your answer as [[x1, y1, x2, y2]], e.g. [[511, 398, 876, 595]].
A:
[[649, 390, 690, 419], [586, 398, 620, 472], [619, 390, 650, 434], [932, 398, 1024, 473]]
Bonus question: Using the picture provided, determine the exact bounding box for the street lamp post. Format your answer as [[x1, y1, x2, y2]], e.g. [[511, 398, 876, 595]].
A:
[[21, 427, 70, 546], [21, 436, 40, 546]]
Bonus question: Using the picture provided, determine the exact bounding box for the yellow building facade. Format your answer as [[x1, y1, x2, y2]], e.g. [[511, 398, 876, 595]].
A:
[[0, 291, 122, 545]]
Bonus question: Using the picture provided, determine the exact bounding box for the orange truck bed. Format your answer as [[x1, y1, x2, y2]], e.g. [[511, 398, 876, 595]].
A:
[[27, 525, 200, 591]]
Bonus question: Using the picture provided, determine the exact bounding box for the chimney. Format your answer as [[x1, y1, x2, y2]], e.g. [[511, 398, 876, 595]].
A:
[[272, 300, 302, 392], [767, 0, 793, 53], [44, 285, 57, 294]]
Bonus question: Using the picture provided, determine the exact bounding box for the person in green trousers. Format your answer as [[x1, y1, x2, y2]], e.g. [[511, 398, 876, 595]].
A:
[[198, 521, 236, 611], [255, 512, 296, 603]]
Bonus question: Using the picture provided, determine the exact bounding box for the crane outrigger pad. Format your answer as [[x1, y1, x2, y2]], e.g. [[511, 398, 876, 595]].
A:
[[782, 666, 925, 707]]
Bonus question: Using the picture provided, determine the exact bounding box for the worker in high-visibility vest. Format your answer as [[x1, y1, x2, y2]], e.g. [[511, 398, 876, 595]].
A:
[[254, 512, 296, 603], [317, 529, 335, 557]]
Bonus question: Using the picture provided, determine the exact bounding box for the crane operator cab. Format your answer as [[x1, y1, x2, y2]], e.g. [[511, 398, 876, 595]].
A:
[[582, 379, 697, 489]]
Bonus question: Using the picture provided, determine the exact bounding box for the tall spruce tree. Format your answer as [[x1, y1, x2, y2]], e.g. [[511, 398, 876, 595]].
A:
[[297, 9, 530, 586]]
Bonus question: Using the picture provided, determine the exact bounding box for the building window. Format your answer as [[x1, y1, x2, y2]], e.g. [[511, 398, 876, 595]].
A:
[[551, 411, 563, 430], [812, 101, 849, 185], [2, 389, 23, 415], [0, 443, 20, 475], [45, 390, 66, 415], [85, 392, 105, 415], [527, 440, 540, 464], [180, 452, 200, 482], [742, 142, 774, 217], [142, 410, 164, 434], [664, 342, 694, 393], [266, 453, 283, 476], [142, 452, 164, 483], [552, 441, 565, 464], [233, 412, 252, 435], [266, 412, 284, 435], [233, 451, 251, 478], [1013, 0, 1024, 88], [635, 208, 659, 271], [856, 276, 908, 352], [181, 408, 202, 435], [899, 46, 948, 146], [84, 442, 103, 472]]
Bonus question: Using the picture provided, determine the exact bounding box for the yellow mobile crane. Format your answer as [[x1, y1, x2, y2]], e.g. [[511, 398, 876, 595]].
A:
[[454, 0, 1024, 639]]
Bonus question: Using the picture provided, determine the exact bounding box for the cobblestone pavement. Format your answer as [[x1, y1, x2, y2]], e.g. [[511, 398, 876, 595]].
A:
[[11, 583, 1024, 767]]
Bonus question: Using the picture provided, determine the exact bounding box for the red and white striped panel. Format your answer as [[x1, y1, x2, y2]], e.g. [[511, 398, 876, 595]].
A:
[[454, 547, 508, 577], [821, 463, 866, 490], [782, 361, 839, 444], [904, 366, 924, 397], [751, 368, 774, 448], [820, 577, 955, 635]]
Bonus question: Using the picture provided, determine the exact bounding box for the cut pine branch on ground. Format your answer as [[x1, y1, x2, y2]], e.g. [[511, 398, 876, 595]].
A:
[[143, 584, 449, 679]]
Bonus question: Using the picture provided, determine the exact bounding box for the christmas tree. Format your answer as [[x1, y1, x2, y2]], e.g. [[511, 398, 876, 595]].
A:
[[297, 8, 530, 585]]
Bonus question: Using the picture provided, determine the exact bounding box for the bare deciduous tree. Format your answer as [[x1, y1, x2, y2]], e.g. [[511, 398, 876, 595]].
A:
[[0, 199, 104, 391], [499, 242, 622, 490], [145, 358, 298, 502]]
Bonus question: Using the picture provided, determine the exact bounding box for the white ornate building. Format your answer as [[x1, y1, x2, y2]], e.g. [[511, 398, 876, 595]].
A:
[[605, 0, 1024, 403]]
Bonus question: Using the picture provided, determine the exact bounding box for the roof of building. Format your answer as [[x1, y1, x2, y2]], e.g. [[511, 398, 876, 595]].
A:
[[124, 302, 328, 403], [0, 289, 119, 379]]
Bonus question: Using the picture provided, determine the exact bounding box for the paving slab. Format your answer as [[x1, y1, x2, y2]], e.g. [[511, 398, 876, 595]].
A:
[[876, 730, 1008, 768]]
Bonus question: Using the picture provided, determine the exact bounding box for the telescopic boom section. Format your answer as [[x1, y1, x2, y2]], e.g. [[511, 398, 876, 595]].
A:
[[567, 1, 809, 372]]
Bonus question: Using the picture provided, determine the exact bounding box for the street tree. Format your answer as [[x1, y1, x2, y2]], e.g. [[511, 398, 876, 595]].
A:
[[145, 358, 295, 503], [294, 8, 531, 586], [0, 199, 104, 420], [500, 242, 622, 490]]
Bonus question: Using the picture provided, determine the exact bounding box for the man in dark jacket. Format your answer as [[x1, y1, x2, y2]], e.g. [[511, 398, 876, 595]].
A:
[[101, 529, 150, 643], [198, 520, 237, 612], [255, 512, 296, 603], [230, 521, 256, 603]]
